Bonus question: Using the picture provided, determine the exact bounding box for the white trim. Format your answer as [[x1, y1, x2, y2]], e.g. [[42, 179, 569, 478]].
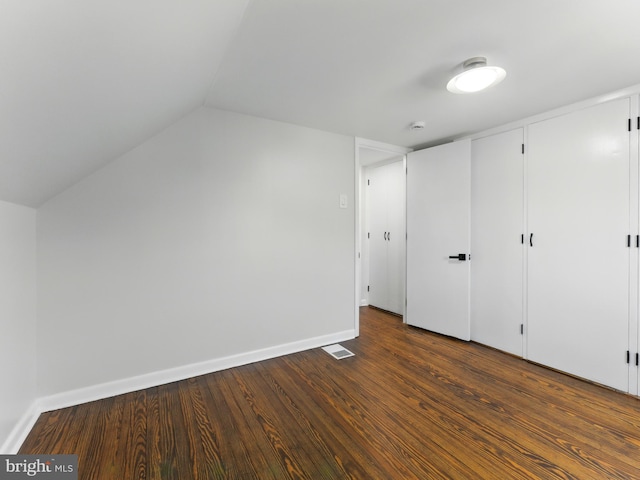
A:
[[354, 138, 361, 336], [355, 138, 412, 157], [0, 329, 355, 452], [459, 82, 640, 142], [39, 329, 355, 412], [1, 400, 41, 454], [355, 138, 413, 334]]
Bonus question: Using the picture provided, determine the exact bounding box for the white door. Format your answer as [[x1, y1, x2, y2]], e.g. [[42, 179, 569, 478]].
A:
[[367, 160, 405, 314], [406, 140, 471, 340], [527, 98, 630, 392], [368, 164, 389, 309], [471, 129, 524, 356]]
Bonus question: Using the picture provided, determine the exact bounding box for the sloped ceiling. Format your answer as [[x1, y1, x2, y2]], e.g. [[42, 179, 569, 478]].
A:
[[0, 0, 249, 206], [4, 0, 640, 206]]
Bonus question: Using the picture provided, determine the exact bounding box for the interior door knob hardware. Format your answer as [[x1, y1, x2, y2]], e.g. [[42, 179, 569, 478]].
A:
[[448, 253, 467, 261]]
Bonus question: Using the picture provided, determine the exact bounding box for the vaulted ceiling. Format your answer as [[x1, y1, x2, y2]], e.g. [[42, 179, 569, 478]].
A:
[[4, 0, 640, 206]]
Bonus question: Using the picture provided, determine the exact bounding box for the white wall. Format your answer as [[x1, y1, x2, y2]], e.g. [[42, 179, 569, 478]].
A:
[[0, 201, 37, 450], [37, 107, 355, 396]]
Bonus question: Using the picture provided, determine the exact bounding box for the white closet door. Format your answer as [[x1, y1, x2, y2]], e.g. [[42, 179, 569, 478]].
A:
[[406, 140, 471, 340], [367, 161, 405, 315], [528, 98, 630, 391], [385, 161, 405, 315], [368, 165, 390, 310], [471, 129, 524, 356]]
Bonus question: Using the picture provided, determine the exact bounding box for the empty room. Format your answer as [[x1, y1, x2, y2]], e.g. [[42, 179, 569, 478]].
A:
[[3, 1, 640, 478]]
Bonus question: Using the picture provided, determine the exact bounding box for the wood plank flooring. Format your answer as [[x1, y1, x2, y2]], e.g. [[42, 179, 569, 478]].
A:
[[20, 307, 640, 479]]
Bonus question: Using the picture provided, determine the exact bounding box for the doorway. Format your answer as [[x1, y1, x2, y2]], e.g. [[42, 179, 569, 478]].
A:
[[354, 138, 412, 336]]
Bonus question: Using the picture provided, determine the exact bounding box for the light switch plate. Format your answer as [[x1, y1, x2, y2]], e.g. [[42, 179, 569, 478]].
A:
[[339, 194, 348, 209]]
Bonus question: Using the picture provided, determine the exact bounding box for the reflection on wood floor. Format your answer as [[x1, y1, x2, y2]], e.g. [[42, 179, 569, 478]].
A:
[[20, 306, 640, 479]]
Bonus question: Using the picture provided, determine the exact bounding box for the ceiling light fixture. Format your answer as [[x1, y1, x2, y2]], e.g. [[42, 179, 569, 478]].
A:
[[446, 57, 506, 94]]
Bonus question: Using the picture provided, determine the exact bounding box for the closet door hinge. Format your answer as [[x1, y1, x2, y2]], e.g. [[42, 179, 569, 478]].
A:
[[520, 324, 524, 335], [368, 232, 370, 239], [521, 143, 525, 154], [636, 353, 639, 366], [637, 116, 640, 130], [367, 285, 370, 292], [367, 179, 370, 186], [627, 350, 630, 364], [628, 118, 632, 132]]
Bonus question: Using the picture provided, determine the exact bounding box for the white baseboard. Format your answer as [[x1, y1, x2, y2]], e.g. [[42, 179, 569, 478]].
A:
[[1, 400, 41, 454], [0, 329, 355, 453], [1, 329, 355, 453], [39, 329, 356, 413]]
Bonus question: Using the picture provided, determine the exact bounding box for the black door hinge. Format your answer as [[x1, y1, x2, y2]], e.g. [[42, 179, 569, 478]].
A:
[[628, 235, 632, 247], [636, 353, 639, 366], [521, 234, 524, 244], [521, 144, 525, 154], [368, 232, 370, 239], [520, 324, 524, 335], [629, 119, 632, 132], [367, 285, 370, 292], [367, 179, 370, 186], [627, 350, 630, 364]]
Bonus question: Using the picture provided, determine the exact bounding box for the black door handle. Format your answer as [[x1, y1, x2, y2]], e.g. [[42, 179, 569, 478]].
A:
[[387, 232, 390, 241], [449, 253, 467, 261], [529, 233, 533, 247]]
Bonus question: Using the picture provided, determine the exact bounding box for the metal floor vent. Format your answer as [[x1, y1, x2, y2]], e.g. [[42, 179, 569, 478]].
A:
[[322, 344, 355, 360]]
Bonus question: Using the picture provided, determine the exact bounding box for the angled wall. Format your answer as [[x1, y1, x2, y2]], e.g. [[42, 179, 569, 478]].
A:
[[37, 107, 355, 398]]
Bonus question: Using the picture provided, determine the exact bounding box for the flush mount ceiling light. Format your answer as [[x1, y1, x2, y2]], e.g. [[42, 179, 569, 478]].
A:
[[446, 57, 506, 94]]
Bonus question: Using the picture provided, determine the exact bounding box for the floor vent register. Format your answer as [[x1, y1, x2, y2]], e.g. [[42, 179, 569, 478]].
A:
[[322, 344, 355, 360]]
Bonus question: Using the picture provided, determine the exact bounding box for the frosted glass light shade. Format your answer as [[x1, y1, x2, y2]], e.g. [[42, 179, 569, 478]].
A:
[[447, 58, 506, 94]]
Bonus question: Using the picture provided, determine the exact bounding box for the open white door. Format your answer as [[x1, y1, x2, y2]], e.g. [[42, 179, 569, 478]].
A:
[[406, 140, 471, 340]]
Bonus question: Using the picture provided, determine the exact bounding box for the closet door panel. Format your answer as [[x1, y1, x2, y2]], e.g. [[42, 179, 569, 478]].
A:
[[385, 161, 405, 315], [471, 128, 524, 356], [367, 161, 405, 314], [367, 165, 389, 310], [527, 98, 630, 391]]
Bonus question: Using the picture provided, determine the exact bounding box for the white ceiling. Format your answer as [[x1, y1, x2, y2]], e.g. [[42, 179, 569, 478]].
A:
[[4, 0, 640, 206], [0, 0, 249, 206]]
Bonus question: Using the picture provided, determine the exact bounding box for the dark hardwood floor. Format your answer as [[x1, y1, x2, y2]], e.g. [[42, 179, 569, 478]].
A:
[[20, 307, 640, 479]]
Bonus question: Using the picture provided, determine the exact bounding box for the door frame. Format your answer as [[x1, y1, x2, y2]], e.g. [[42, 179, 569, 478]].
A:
[[354, 138, 412, 336]]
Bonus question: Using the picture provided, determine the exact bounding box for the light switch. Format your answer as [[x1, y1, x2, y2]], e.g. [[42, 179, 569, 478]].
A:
[[339, 194, 348, 209]]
